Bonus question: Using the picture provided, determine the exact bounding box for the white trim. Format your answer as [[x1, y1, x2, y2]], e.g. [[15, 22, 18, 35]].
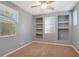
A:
[[0, 34, 16, 38], [3, 41, 79, 57], [71, 45, 79, 54], [3, 41, 33, 57], [32, 41, 72, 46]]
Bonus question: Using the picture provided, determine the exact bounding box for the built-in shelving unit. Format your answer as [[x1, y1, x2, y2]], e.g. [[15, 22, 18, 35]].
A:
[[58, 15, 69, 40], [35, 17, 43, 39]]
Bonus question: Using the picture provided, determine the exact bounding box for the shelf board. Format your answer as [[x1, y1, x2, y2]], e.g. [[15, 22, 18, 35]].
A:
[[58, 27, 69, 29], [36, 29, 43, 30], [58, 21, 69, 24], [36, 32, 43, 34], [35, 38, 43, 40], [36, 28, 43, 29], [36, 23, 43, 24], [35, 37, 43, 39]]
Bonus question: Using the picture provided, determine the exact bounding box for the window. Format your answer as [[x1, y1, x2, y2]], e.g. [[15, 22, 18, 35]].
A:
[[73, 10, 77, 25], [44, 16, 56, 33], [0, 3, 17, 36]]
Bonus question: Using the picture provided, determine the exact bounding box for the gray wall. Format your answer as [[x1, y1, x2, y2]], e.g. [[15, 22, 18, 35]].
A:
[[72, 2, 79, 50], [0, 2, 34, 56]]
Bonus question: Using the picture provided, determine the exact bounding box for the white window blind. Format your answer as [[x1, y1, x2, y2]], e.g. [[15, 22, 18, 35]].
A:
[[0, 3, 17, 36], [45, 16, 56, 33]]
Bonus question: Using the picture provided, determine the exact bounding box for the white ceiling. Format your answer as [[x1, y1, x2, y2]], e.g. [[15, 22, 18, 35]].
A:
[[0, 3, 15, 13], [11, 1, 77, 15]]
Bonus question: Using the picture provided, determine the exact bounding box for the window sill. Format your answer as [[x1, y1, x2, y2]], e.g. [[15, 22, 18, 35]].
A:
[[0, 34, 16, 38]]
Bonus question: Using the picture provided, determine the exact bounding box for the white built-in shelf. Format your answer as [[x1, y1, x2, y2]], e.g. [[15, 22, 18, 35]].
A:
[[58, 21, 69, 24], [58, 15, 69, 40], [36, 32, 43, 34], [35, 17, 43, 39], [35, 37, 43, 39], [36, 23, 43, 25], [58, 27, 68, 29], [36, 28, 43, 29]]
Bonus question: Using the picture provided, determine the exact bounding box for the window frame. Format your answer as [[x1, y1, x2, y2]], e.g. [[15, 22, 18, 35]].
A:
[[0, 11, 18, 38]]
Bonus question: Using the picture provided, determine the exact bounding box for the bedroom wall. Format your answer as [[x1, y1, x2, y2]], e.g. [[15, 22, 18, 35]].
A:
[[0, 1, 34, 56], [72, 2, 79, 50], [34, 11, 72, 44]]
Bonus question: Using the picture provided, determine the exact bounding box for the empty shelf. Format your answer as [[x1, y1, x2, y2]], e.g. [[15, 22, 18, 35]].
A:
[[58, 27, 69, 29], [36, 32, 43, 34], [36, 23, 43, 24], [58, 21, 69, 24]]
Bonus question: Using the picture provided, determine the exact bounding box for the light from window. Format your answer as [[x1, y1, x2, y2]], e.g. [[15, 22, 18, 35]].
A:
[[73, 10, 77, 25], [44, 16, 56, 33], [0, 3, 17, 36]]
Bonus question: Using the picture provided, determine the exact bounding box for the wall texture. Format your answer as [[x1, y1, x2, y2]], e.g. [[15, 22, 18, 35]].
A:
[[72, 2, 79, 50], [0, 2, 34, 56]]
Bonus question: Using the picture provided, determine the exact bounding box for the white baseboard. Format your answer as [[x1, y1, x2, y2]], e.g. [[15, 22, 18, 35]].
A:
[[71, 45, 79, 54], [3, 41, 79, 57], [32, 41, 72, 46], [3, 41, 33, 57]]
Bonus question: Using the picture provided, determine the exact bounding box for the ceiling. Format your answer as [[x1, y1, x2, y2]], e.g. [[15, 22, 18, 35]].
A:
[[11, 1, 77, 15], [0, 3, 15, 13]]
